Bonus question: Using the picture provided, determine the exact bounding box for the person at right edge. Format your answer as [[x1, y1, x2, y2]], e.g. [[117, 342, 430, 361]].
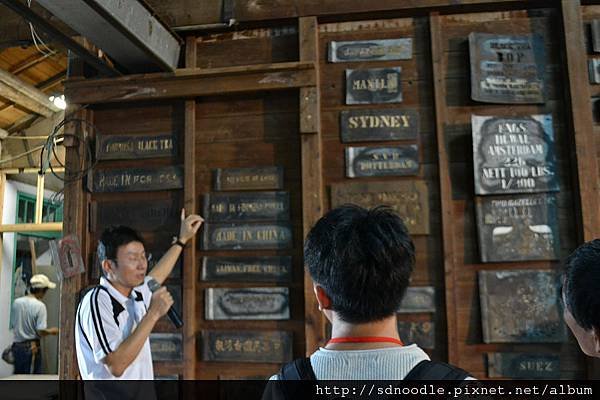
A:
[[264, 205, 472, 399]]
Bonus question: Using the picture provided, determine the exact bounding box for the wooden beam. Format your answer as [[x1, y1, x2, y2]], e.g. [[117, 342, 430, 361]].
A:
[[0, 222, 62, 233], [182, 35, 197, 381], [430, 12, 459, 366], [299, 16, 325, 355], [64, 61, 316, 104], [0, 68, 59, 118]]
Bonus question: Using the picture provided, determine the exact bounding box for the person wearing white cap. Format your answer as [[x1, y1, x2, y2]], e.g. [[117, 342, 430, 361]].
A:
[[9, 273, 59, 374]]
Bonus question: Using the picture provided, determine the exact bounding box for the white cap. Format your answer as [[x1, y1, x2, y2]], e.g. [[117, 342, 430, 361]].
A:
[[30, 274, 57, 289]]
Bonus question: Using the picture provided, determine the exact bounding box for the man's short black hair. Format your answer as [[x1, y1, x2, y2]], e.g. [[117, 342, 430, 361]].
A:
[[304, 205, 415, 324], [29, 287, 48, 296], [563, 239, 600, 331], [98, 225, 145, 263]]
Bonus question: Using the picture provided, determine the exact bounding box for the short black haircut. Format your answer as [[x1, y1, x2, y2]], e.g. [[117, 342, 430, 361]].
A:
[[98, 225, 145, 264], [563, 239, 600, 331], [304, 205, 415, 324], [29, 287, 48, 296]]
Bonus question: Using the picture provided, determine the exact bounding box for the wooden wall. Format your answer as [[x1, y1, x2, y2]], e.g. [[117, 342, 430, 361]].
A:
[[61, 0, 600, 380]]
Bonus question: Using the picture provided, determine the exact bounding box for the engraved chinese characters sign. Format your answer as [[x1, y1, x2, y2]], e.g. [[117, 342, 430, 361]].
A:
[[340, 109, 418, 142], [469, 33, 545, 103], [472, 115, 558, 195], [476, 194, 559, 262], [346, 145, 419, 178], [329, 38, 412, 62], [88, 166, 183, 192], [397, 287, 435, 313], [397, 321, 435, 349], [150, 333, 182, 361], [346, 67, 402, 104], [202, 330, 293, 363], [487, 353, 560, 379], [330, 180, 429, 235], [213, 166, 283, 191], [95, 133, 176, 160], [201, 223, 292, 250], [201, 256, 292, 282], [203, 191, 290, 222], [205, 287, 290, 320], [479, 270, 565, 343]]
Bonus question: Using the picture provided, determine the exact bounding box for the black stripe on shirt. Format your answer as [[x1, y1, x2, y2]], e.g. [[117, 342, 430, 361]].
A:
[[76, 297, 92, 350], [94, 287, 113, 353], [89, 287, 110, 355]]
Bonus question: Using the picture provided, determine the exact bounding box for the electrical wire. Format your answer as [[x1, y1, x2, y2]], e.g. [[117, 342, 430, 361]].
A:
[[27, 0, 55, 57]]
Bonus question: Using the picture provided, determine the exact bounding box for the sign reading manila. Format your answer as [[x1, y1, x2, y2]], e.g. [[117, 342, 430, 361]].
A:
[[469, 33, 545, 103], [479, 270, 565, 343], [328, 38, 412, 62], [346, 67, 402, 104], [476, 193, 560, 262], [472, 115, 558, 195], [340, 109, 419, 142]]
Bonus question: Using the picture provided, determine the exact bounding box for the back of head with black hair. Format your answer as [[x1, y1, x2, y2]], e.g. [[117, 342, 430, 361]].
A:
[[563, 239, 600, 331], [98, 226, 145, 275], [304, 205, 415, 324]]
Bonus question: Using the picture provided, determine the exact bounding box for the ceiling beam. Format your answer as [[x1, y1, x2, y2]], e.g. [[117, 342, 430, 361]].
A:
[[0, 68, 59, 117]]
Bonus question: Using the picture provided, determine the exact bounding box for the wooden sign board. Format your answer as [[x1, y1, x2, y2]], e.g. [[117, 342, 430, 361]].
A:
[[340, 109, 419, 142], [592, 20, 600, 53], [330, 180, 429, 235], [329, 38, 412, 62], [398, 287, 436, 313], [345, 145, 419, 178], [397, 321, 435, 349], [201, 330, 293, 363], [469, 33, 545, 103], [203, 191, 290, 222], [472, 115, 558, 195], [150, 333, 182, 361], [201, 223, 293, 250], [201, 256, 292, 283], [487, 353, 560, 379], [479, 270, 565, 343], [589, 59, 600, 84], [49, 234, 85, 279], [476, 193, 560, 262], [88, 166, 183, 193], [90, 199, 180, 233], [95, 133, 176, 160], [213, 167, 284, 191], [346, 67, 402, 104], [205, 287, 290, 320]]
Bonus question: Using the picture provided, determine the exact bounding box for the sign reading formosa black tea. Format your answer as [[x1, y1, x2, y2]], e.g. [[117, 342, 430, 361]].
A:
[[203, 191, 290, 222], [346, 145, 419, 178], [487, 353, 560, 379], [397, 321, 435, 349], [201, 256, 292, 282], [346, 67, 402, 104], [91, 199, 180, 233], [469, 33, 545, 103], [150, 333, 182, 361], [340, 109, 418, 142], [476, 193, 559, 262], [330, 180, 429, 235], [479, 270, 565, 343], [202, 330, 293, 363], [201, 223, 293, 250], [472, 115, 558, 195], [95, 133, 176, 160], [213, 167, 283, 191], [329, 38, 412, 62], [88, 166, 183, 192], [205, 287, 290, 320]]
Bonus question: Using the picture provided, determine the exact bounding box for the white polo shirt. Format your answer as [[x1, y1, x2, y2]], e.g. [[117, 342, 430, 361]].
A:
[[75, 276, 154, 380]]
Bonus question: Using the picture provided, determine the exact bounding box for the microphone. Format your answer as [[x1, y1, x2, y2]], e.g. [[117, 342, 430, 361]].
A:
[[147, 278, 183, 329]]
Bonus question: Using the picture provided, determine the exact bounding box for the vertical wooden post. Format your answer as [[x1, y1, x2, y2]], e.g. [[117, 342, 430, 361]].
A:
[[429, 13, 459, 365], [182, 35, 197, 380], [299, 16, 325, 354], [0, 172, 5, 290], [58, 108, 89, 379], [560, 0, 600, 379]]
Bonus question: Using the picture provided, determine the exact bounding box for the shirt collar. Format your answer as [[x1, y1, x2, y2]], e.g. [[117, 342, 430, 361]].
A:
[[100, 277, 142, 306]]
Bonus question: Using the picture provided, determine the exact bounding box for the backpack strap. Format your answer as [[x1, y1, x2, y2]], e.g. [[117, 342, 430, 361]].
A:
[[278, 357, 317, 380], [404, 360, 470, 380]]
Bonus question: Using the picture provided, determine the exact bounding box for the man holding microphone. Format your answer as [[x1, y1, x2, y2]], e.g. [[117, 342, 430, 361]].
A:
[[75, 209, 203, 379]]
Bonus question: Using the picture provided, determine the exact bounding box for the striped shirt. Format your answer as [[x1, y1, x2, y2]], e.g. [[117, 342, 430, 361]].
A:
[[75, 276, 154, 380]]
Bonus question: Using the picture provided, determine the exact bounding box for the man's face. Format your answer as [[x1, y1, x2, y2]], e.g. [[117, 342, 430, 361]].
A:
[[109, 241, 148, 288], [562, 285, 599, 357]]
